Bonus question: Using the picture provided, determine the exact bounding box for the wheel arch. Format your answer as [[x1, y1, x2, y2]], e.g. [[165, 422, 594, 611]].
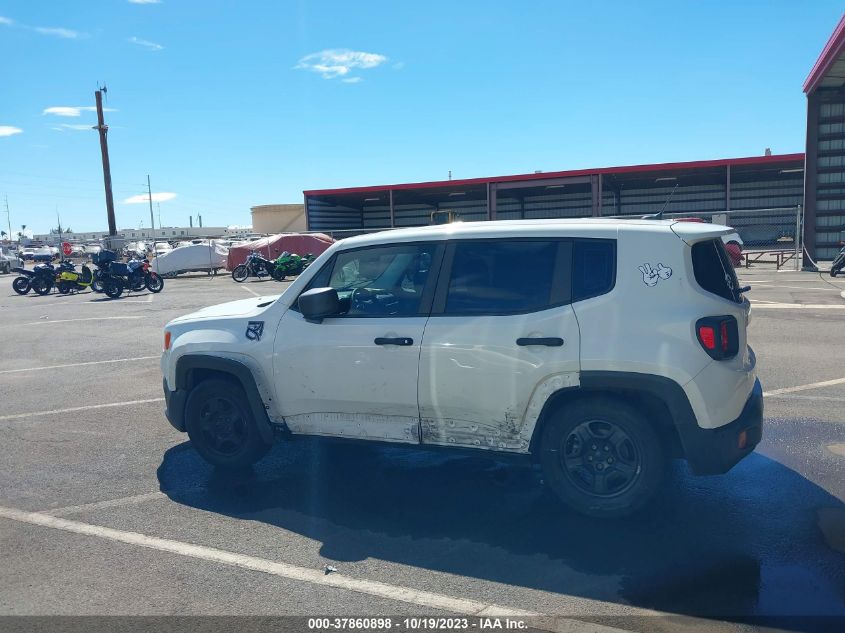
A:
[[529, 371, 690, 460], [174, 354, 275, 444]]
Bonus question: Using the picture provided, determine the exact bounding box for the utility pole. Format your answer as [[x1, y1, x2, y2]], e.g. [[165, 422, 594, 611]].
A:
[[147, 175, 156, 238], [56, 208, 63, 260], [94, 86, 117, 237], [3, 196, 11, 244]]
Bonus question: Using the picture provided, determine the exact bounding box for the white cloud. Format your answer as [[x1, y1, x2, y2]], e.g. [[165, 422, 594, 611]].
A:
[[295, 48, 387, 79], [124, 192, 177, 204], [43, 106, 116, 117], [341, 77, 362, 84], [53, 123, 94, 131], [128, 36, 163, 51], [34, 26, 84, 39], [0, 16, 13, 25], [0, 126, 23, 137], [128, 0, 162, 3]]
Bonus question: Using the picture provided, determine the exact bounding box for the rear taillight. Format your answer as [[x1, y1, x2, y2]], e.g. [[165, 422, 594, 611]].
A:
[[696, 316, 739, 360]]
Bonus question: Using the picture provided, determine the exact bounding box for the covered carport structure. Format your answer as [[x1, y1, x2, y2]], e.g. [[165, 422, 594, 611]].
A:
[[804, 12, 845, 263], [303, 154, 804, 236]]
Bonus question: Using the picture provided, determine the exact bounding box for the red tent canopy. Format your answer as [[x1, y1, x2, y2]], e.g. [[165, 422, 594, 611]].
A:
[[227, 233, 335, 270]]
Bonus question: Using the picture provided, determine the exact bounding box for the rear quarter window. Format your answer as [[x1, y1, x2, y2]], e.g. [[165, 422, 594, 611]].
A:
[[573, 239, 616, 301], [691, 239, 741, 303]]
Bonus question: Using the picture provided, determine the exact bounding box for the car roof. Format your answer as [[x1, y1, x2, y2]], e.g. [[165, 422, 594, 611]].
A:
[[335, 218, 718, 248]]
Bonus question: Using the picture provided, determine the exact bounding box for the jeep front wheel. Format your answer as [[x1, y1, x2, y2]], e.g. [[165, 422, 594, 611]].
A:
[[185, 378, 271, 469], [540, 398, 664, 518]]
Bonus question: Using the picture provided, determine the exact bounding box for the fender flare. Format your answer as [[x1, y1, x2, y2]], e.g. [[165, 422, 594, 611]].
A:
[[533, 371, 704, 467], [172, 354, 275, 444]]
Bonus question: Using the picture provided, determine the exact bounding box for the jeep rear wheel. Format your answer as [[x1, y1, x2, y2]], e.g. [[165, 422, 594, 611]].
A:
[[540, 398, 664, 518], [185, 379, 271, 469]]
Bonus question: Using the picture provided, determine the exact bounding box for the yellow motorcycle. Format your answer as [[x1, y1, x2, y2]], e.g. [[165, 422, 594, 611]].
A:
[[56, 263, 95, 294]]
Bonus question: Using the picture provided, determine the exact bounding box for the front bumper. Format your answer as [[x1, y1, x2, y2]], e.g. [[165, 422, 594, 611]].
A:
[[680, 378, 763, 475], [163, 378, 188, 432]]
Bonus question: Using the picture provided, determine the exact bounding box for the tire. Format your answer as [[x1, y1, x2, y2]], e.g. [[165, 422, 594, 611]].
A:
[[0, 262, 8, 274], [539, 398, 665, 518], [271, 267, 286, 282], [57, 281, 71, 295], [103, 279, 123, 299], [12, 276, 30, 295], [145, 272, 164, 293], [32, 278, 53, 295], [184, 378, 272, 469], [91, 279, 104, 292], [232, 265, 249, 283]]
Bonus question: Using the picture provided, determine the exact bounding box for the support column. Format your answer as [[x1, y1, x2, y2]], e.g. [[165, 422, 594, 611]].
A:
[[803, 92, 819, 268], [389, 189, 395, 228]]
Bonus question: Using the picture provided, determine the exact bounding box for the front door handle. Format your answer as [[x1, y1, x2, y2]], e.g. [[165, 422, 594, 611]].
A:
[[516, 337, 564, 347], [374, 337, 414, 346]]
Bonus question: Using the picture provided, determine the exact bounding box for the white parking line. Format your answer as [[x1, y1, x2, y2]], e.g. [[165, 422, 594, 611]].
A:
[[0, 503, 635, 630], [764, 377, 845, 396], [765, 394, 845, 402], [750, 303, 845, 310], [0, 398, 165, 422], [0, 356, 159, 375], [43, 492, 167, 517], [21, 316, 144, 326], [239, 284, 262, 297]]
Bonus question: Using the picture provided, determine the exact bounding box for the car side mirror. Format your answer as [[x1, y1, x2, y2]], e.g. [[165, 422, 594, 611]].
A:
[[298, 287, 340, 322]]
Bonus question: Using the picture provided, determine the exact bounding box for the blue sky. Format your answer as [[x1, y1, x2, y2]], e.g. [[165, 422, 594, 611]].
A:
[[0, 1, 842, 235]]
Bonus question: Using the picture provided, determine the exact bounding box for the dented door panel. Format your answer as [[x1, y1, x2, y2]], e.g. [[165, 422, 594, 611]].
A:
[[418, 306, 581, 452]]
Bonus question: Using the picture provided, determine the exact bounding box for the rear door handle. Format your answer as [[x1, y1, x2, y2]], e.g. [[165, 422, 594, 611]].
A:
[[516, 337, 564, 347], [374, 337, 414, 346]]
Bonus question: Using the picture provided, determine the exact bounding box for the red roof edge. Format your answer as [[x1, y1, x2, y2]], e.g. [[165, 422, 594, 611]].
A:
[[304, 153, 805, 197], [804, 13, 845, 94]]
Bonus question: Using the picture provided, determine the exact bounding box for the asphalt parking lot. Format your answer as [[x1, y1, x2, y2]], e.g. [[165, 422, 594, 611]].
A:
[[0, 266, 843, 633]]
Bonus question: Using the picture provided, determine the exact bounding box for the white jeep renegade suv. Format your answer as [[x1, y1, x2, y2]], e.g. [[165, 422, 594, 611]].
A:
[[161, 219, 762, 517]]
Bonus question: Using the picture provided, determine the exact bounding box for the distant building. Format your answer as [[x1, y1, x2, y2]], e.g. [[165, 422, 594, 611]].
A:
[[32, 226, 252, 244], [251, 204, 306, 234]]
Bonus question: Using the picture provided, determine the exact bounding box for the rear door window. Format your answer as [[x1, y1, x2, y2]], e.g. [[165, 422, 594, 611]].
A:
[[440, 239, 571, 315], [691, 239, 741, 303]]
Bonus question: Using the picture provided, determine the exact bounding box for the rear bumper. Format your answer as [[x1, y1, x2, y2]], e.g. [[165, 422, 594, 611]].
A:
[[679, 378, 763, 475], [163, 378, 188, 432]]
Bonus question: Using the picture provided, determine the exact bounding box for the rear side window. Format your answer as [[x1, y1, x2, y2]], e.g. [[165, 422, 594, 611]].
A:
[[691, 239, 741, 303], [443, 240, 570, 315], [573, 239, 616, 300]]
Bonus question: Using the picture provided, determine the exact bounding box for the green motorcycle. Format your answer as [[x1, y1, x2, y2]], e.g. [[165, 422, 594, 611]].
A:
[[271, 251, 315, 281]]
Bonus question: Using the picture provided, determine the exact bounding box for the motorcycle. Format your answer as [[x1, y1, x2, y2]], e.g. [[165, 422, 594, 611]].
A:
[[101, 258, 165, 299], [56, 263, 95, 294], [11, 261, 72, 295], [271, 251, 316, 281], [232, 251, 276, 282], [90, 250, 120, 293]]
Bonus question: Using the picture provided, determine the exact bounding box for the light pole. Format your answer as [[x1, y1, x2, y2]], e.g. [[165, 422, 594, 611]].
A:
[[3, 196, 11, 244]]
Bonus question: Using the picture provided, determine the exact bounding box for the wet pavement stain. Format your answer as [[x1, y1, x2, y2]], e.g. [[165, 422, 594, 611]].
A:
[[817, 507, 845, 554]]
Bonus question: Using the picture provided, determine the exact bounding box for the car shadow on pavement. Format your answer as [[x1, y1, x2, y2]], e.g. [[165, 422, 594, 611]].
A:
[[157, 427, 845, 629]]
